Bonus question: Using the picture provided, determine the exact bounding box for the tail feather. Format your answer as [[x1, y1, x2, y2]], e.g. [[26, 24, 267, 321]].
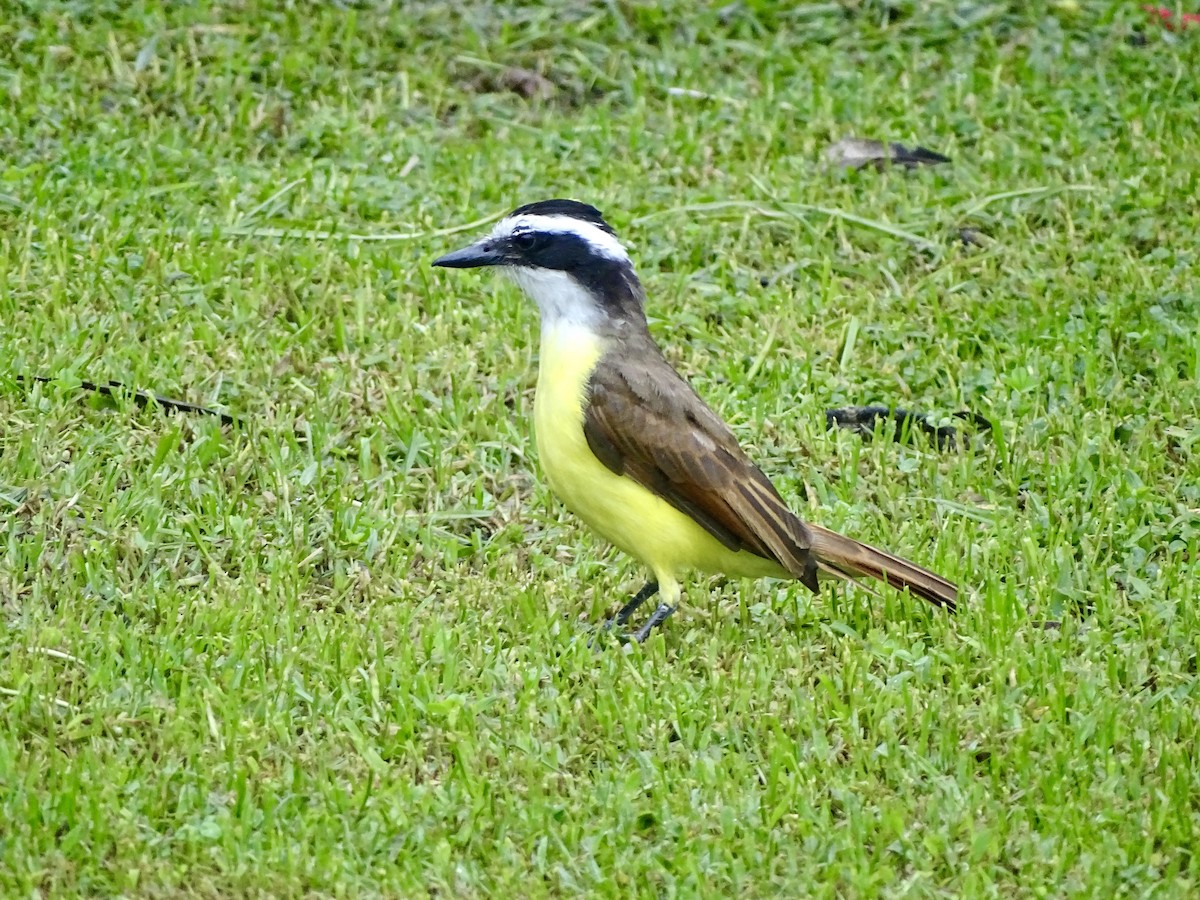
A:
[[807, 523, 958, 613]]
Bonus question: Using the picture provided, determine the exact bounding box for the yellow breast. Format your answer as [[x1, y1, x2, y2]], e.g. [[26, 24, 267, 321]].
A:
[[532, 322, 784, 584]]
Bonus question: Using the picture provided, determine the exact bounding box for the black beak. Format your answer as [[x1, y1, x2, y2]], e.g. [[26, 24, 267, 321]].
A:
[[431, 239, 506, 269]]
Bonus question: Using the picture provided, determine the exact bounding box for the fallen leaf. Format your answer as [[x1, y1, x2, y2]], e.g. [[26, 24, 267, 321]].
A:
[[956, 227, 990, 246], [826, 136, 951, 170], [499, 67, 555, 100], [824, 405, 992, 451], [1144, 5, 1200, 30]]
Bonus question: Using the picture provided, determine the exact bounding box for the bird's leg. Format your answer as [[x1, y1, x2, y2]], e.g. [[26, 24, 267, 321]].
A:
[[588, 582, 660, 649], [631, 602, 675, 643], [590, 581, 676, 647], [629, 577, 679, 643], [612, 581, 659, 628]]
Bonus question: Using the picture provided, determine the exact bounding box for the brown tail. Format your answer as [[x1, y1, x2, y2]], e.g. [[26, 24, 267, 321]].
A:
[[807, 523, 958, 613]]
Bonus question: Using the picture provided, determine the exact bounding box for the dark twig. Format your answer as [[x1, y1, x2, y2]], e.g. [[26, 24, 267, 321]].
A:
[[13, 374, 240, 427]]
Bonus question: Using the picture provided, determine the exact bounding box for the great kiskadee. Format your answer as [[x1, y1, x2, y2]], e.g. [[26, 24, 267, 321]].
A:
[[433, 199, 957, 640]]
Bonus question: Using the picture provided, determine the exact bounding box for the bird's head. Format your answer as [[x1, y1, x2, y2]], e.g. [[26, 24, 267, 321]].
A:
[[432, 199, 646, 331]]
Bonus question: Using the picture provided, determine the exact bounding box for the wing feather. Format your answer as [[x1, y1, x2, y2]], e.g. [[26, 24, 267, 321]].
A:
[[579, 336, 958, 611], [582, 339, 818, 587]]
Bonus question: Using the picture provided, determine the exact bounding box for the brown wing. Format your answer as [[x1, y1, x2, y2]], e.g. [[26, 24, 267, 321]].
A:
[[582, 336, 820, 590]]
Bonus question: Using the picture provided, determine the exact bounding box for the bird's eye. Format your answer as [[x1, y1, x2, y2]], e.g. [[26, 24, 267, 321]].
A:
[[513, 232, 539, 252]]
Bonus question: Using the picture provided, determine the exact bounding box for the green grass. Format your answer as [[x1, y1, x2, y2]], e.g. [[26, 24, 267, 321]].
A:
[[2, 1, 1199, 895]]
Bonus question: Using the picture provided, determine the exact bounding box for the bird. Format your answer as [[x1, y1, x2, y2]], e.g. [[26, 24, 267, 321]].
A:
[[432, 199, 957, 641]]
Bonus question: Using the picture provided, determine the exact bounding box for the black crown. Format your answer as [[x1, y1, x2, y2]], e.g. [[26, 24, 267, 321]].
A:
[[508, 199, 615, 236]]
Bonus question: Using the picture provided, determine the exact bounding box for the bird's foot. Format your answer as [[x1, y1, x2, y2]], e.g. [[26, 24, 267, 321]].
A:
[[588, 582, 671, 648]]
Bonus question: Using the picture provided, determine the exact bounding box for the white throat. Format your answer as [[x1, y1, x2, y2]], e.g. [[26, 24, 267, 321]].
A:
[[505, 267, 603, 334]]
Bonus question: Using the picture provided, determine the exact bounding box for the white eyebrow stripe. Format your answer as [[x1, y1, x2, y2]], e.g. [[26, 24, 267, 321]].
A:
[[490, 214, 630, 262]]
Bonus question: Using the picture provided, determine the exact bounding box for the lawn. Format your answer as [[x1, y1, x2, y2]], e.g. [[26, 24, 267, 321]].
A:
[[2, 1, 1198, 895]]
